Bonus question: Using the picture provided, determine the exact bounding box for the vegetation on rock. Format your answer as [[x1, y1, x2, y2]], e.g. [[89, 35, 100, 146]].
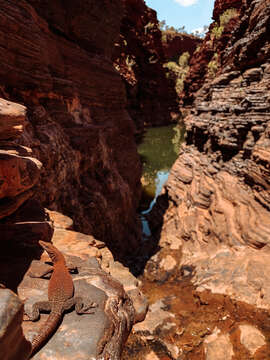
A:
[[207, 52, 219, 77], [164, 51, 190, 95], [211, 8, 238, 39]]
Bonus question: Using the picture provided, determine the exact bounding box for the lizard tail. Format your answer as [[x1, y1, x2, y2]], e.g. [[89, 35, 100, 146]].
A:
[[30, 312, 62, 357]]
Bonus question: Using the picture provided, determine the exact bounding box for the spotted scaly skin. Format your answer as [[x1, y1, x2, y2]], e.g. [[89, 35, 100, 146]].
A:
[[31, 241, 74, 356], [30, 241, 80, 357]]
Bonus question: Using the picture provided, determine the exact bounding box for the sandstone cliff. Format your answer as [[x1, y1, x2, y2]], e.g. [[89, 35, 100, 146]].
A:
[[0, 0, 141, 255], [149, 0, 270, 310], [113, 0, 178, 133]]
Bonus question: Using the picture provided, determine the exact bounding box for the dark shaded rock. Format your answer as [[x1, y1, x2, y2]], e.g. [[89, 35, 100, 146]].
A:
[[162, 32, 202, 62], [0, 288, 31, 360], [112, 0, 178, 133], [0, 0, 142, 256]]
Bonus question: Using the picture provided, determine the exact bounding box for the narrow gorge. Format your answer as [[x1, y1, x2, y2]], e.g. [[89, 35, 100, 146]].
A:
[[0, 0, 270, 359]]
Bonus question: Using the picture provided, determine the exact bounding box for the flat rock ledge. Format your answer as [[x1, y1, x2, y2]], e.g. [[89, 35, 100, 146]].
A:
[[2, 211, 147, 360], [0, 288, 32, 360], [0, 212, 148, 360], [0, 97, 147, 359]]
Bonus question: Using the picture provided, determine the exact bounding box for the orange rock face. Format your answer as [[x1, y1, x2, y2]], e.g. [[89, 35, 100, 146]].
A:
[[149, 0, 270, 309], [0, 0, 142, 255]]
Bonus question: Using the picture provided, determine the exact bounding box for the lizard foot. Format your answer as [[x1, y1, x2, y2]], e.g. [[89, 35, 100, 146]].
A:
[[24, 300, 52, 321], [75, 297, 98, 314]]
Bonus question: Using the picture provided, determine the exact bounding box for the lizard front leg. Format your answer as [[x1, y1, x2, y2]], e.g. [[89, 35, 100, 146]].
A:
[[62, 297, 98, 314], [24, 301, 52, 321], [28, 261, 53, 279]]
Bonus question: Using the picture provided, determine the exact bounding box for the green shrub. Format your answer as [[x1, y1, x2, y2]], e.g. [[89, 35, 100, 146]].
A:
[[175, 76, 185, 94], [211, 8, 238, 39], [194, 44, 202, 54], [125, 55, 136, 70], [144, 22, 155, 34], [220, 8, 238, 26], [161, 33, 167, 43], [211, 23, 224, 39], [164, 58, 189, 94], [178, 52, 190, 68], [164, 61, 181, 73], [208, 53, 219, 78]]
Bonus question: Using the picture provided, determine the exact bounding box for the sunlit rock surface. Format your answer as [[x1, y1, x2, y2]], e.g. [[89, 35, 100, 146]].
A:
[[20, 211, 148, 360], [149, 0, 270, 310]]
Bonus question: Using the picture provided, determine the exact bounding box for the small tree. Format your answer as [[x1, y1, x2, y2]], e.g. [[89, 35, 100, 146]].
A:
[[178, 52, 190, 68]]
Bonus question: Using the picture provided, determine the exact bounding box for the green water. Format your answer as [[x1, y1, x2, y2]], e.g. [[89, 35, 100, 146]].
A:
[[138, 124, 185, 237]]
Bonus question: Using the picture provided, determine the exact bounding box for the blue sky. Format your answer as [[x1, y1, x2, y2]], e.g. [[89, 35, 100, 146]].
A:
[[144, 0, 215, 34]]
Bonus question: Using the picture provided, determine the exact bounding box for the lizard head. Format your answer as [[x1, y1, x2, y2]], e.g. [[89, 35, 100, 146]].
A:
[[39, 241, 64, 263]]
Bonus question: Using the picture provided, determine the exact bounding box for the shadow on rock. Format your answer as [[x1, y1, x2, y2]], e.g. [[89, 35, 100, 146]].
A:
[[0, 199, 53, 292]]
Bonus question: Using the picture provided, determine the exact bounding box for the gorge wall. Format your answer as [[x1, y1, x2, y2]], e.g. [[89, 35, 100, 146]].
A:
[[0, 98, 148, 360], [181, 0, 243, 105], [0, 0, 142, 256], [162, 31, 202, 62], [113, 0, 179, 133], [149, 0, 270, 309]]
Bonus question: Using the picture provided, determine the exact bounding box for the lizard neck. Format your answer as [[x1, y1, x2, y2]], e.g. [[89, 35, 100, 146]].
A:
[[42, 243, 66, 265]]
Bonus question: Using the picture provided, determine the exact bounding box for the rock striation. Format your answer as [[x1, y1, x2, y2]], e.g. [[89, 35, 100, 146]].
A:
[[113, 0, 178, 133], [149, 0, 270, 310], [0, 0, 141, 256], [181, 0, 243, 105], [0, 98, 147, 359]]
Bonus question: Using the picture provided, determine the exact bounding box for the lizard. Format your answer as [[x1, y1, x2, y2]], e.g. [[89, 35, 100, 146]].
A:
[[26, 240, 97, 357]]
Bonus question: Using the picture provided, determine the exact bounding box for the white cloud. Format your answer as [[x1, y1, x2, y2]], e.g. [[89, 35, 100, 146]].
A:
[[173, 0, 198, 6], [191, 26, 208, 37], [191, 27, 204, 34]]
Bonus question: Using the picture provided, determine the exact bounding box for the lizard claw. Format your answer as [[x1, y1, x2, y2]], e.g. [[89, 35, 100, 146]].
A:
[[76, 301, 98, 314]]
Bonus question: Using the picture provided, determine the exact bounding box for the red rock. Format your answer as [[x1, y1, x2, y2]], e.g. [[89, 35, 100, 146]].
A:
[[148, 0, 270, 310], [112, 0, 178, 132], [0, 99, 26, 140], [162, 32, 202, 61], [0, 149, 42, 199], [0, 0, 142, 255], [181, 0, 245, 105]]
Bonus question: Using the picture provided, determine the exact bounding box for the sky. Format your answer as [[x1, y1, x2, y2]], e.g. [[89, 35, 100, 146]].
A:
[[144, 0, 215, 34]]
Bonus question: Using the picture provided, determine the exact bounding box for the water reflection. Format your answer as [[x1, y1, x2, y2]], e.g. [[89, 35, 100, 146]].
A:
[[138, 124, 185, 238]]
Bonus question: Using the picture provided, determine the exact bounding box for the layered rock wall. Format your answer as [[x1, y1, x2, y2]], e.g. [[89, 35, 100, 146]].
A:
[[149, 0, 270, 309], [181, 0, 244, 105], [0, 98, 147, 360], [0, 0, 141, 255], [113, 0, 178, 133]]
